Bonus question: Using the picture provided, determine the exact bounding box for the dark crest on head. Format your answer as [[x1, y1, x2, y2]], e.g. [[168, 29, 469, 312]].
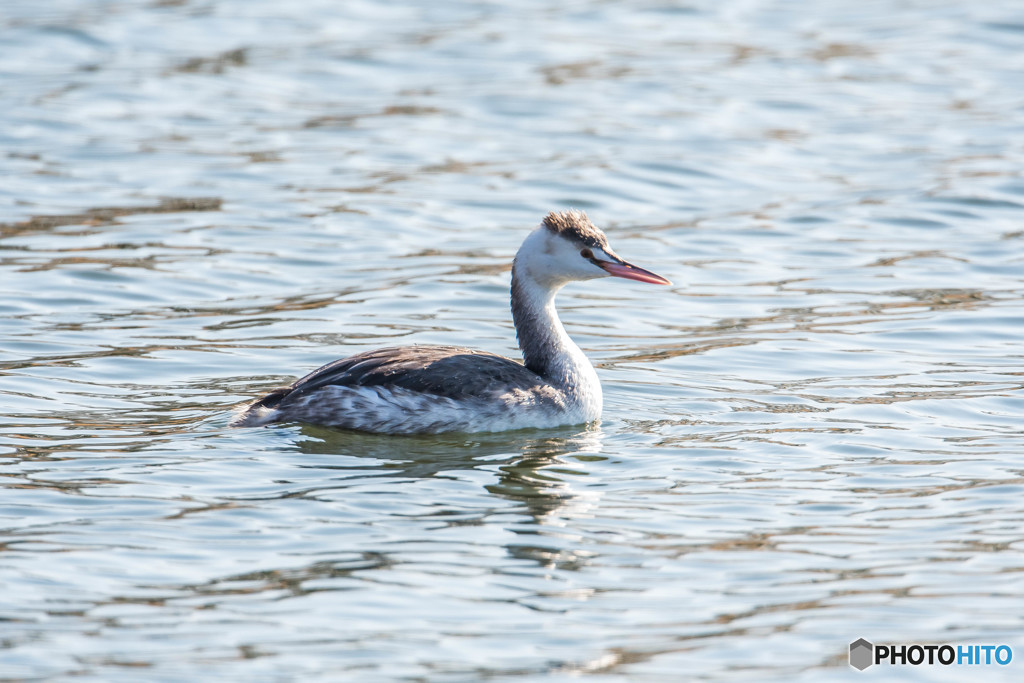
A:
[[541, 209, 608, 249]]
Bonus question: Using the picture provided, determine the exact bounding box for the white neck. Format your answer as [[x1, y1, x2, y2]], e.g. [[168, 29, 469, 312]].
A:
[[510, 237, 602, 415]]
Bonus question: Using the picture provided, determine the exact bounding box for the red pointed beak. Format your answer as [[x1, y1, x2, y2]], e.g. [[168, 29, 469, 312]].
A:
[[598, 259, 672, 285]]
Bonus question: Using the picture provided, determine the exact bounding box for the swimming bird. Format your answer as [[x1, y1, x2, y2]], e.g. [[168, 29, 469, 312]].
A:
[[233, 210, 670, 434]]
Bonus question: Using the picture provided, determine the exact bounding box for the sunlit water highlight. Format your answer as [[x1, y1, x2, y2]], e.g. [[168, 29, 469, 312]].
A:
[[2, 1, 1023, 680]]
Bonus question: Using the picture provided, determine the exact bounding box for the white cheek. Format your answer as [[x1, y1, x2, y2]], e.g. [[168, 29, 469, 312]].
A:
[[586, 260, 609, 278], [569, 254, 608, 280]]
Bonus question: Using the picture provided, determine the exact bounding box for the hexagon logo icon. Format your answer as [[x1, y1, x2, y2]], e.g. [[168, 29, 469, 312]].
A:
[[849, 638, 874, 671]]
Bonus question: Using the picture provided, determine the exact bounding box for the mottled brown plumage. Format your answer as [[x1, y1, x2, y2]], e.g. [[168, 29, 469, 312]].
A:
[[540, 209, 609, 249], [250, 345, 550, 410]]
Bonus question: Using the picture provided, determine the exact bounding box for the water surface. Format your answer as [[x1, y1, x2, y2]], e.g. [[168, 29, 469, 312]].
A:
[[2, 0, 1023, 680]]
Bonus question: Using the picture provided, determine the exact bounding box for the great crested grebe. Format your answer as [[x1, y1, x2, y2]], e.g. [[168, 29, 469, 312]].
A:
[[233, 210, 670, 434]]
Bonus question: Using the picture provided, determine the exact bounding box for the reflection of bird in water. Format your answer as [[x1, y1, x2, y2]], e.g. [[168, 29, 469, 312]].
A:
[[292, 424, 604, 524], [234, 210, 670, 434], [201, 427, 605, 597]]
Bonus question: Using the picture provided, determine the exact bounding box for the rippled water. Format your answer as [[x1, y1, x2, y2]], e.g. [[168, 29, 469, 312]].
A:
[[2, 0, 1023, 680]]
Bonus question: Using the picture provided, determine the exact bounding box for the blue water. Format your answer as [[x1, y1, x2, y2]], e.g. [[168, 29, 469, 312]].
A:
[[2, 1, 1023, 680]]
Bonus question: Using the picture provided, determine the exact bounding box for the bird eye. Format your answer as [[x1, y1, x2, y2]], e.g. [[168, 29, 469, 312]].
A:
[[580, 248, 593, 259]]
